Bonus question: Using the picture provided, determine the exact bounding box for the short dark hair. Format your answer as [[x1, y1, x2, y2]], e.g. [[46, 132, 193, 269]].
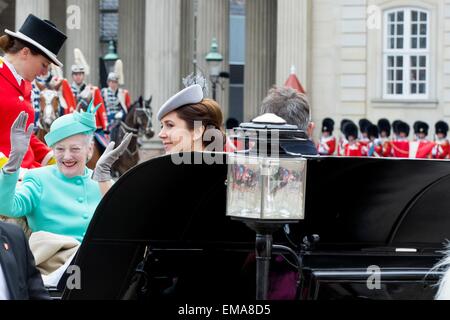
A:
[[260, 86, 310, 131]]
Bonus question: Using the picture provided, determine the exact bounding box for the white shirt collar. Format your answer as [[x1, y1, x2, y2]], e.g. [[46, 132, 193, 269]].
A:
[[1, 57, 24, 86]]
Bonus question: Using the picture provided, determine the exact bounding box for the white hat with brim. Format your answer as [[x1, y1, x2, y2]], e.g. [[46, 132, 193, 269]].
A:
[[5, 29, 63, 67], [157, 84, 204, 121]]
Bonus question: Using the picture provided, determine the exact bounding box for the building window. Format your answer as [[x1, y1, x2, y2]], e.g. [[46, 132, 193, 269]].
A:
[[100, 0, 119, 43], [383, 8, 429, 99]]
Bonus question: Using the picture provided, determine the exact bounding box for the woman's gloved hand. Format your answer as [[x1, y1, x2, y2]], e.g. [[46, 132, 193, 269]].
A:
[[3, 112, 34, 174], [92, 132, 133, 182]]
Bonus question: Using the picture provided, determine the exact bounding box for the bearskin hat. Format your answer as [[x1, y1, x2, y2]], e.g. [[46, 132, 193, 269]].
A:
[[397, 121, 410, 136], [343, 122, 358, 140], [377, 118, 391, 137], [392, 120, 402, 136], [322, 118, 335, 133], [340, 119, 352, 132], [359, 119, 372, 134], [367, 124, 379, 139], [414, 121, 429, 135], [435, 121, 449, 137]]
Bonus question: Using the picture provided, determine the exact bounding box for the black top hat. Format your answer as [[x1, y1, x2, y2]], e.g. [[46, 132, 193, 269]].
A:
[[4, 14, 67, 67], [435, 121, 449, 136], [343, 122, 358, 140], [377, 118, 391, 137], [322, 118, 334, 133]]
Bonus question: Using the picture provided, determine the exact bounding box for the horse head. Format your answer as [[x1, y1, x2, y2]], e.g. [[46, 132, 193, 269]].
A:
[[129, 96, 154, 139], [39, 89, 60, 132]]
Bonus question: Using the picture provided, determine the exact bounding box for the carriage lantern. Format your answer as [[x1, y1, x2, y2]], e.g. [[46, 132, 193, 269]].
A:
[[226, 113, 308, 300]]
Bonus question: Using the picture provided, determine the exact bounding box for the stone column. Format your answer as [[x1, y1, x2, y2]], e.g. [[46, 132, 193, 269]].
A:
[[65, 0, 100, 86], [196, 0, 230, 118], [244, 0, 277, 121], [276, 0, 311, 90], [15, 0, 49, 29], [144, 0, 182, 136], [180, 0, 195, 79], [118, 0, 145, 100], [0, 0, 16, 34]]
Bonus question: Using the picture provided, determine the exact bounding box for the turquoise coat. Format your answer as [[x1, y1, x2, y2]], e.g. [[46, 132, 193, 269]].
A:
[[0, 165, 102, 242]]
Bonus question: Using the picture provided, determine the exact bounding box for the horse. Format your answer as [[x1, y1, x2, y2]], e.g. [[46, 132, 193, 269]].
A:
[[111, 96, 154, 176], [36, 88, 61, 143]]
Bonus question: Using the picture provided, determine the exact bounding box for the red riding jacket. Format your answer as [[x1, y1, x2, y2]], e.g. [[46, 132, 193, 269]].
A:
[[0, 57, 53, 169]]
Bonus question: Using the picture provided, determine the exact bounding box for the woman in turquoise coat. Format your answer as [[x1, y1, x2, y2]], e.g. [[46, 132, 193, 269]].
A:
[[0, 102, 132, 242]]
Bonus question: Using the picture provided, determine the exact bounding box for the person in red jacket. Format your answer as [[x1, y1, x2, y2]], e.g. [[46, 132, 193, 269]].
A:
[[317, 118, 336, 155], [412, 121, 434, 159], [377, 118, 392, 157], [391, 122, 410, 158], [0, 14, 66, 170], [343, 122, 364, 157], [433, 121, 450, 159]]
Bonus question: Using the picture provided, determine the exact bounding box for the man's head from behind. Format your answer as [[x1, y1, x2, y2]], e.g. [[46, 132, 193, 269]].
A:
[[260, 86, 314, 137]]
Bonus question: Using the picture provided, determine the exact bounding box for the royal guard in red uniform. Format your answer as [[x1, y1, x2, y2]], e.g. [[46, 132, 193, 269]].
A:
[[71, 48, 108, 132], [343, 122, 364, 157], [0, 15, 66, 170], [411, 121, 434, 159], [358, 119, 372, 149], [364, 124, 383, 157], [391, 122, 410, 158], [432, 121, 450, 159], [337, 119, 352, 156], [377, 118, 392, 157], [318, 118, 336, 155]]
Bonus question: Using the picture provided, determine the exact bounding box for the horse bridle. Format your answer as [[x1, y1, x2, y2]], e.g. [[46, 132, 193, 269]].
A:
[[118, 106, 153, 156]]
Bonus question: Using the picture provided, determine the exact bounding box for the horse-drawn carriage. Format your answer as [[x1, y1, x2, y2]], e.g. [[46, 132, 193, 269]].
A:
[[58, 153, 450, 300]]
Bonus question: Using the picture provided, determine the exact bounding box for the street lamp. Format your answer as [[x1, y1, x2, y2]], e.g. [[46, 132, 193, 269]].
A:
[[205, 38, 224, 101], [101, 40, 119, 88]]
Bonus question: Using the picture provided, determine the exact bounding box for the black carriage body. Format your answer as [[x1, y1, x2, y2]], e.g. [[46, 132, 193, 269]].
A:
[[63, 154, 450, 300]]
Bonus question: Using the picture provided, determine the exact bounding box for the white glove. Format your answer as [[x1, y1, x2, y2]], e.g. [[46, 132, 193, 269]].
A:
[[115, 111, 124, 120], [3, 112, 34, 174]]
